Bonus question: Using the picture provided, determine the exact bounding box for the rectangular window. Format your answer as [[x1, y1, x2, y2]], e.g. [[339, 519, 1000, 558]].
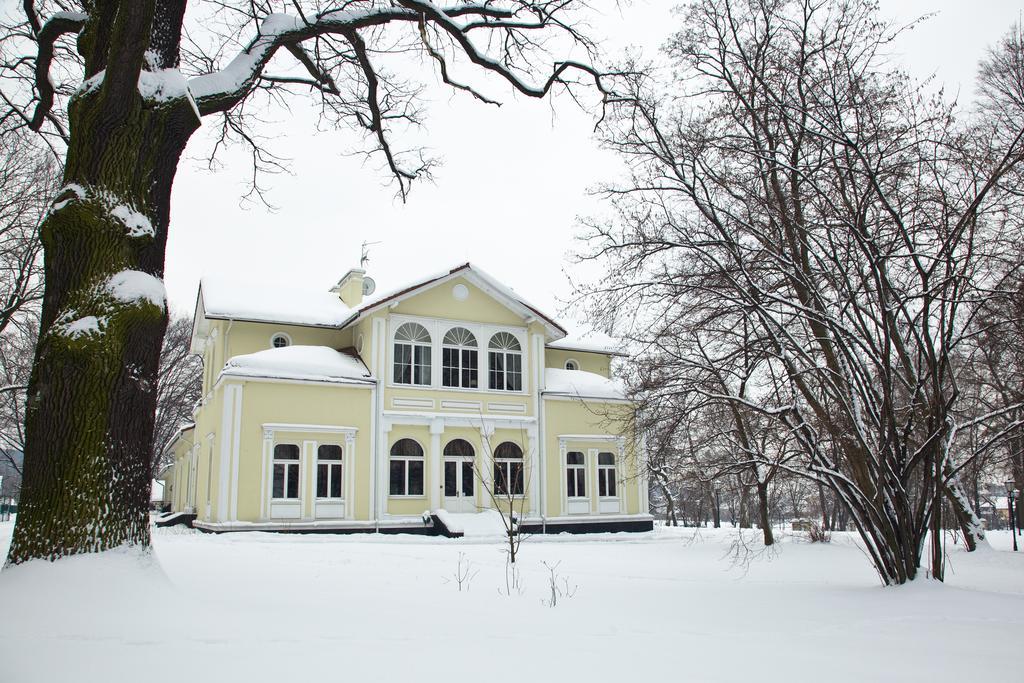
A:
[[272, 444, 301, 500], [408, 459, 424, 495], [390, 457, 425, 496], [394, 343, 412, 384], [506, 353, 522, 391], [389, 460, 406, 496], [489, 352, 522, 391], [443, 348, 478, 388], [598, 452, 617, 497], [489, 351, 504, 390], [442, 347, 458, 387], [494, 461, 524, 496], [316, 445, 343, 499], [413, 346, 431, 385], [566, 451, 586, 498]]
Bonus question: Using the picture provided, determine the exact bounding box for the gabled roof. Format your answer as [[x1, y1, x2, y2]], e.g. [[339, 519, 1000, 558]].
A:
[[343, 262, 566, 340]]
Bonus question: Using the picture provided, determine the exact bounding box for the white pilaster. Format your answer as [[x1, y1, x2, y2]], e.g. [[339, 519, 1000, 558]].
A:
[[303, 439, 316, 520], [345, 432, 356, 520], [429, 417, 444, 510], [527, 425, 539, 516], [260, 428, 273, 519]]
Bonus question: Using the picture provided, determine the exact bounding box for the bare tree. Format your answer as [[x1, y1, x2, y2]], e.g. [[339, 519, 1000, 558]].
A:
[[0, 130, 56, 495], [583, 0, 1024, 584], [0, 1, 618, 564], [150, 315, 201, 477]]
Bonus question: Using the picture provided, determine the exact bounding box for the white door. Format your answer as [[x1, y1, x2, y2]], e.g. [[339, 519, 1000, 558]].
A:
[[443, 457, 476, 513]]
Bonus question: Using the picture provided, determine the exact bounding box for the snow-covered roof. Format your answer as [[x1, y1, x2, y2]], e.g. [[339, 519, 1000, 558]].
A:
[[221, 345, 373, 385], [200, 276, 353, 327], [543, 368, 628, 401], [547, 330, 627, 357]]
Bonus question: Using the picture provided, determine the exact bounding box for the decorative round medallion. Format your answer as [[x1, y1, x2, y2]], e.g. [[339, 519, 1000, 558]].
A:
[[452, 284, 469, 301]]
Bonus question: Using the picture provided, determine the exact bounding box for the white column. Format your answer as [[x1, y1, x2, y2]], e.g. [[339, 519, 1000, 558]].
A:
[[260, 428, 273, 519], [558, 439, 567, 517], [379, 418, 392, 517], [345, 432, 357, 520], [429, 417, 445, 510], [217, 384, 239, 521], [527, 425, 539, 517], [480, 421, 495, 506], [588, 448, 599, 515], [303, 439, 316, 520]]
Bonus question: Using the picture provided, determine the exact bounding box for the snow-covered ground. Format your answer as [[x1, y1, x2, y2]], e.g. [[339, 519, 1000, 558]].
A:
[[0, 520, 1021, 683]]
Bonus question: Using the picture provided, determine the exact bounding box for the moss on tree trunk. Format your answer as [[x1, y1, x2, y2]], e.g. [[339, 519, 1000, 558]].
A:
[[5, 60, 199, 564]]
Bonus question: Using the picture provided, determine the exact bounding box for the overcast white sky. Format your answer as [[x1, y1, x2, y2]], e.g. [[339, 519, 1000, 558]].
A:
[[164, 0, 1024, 326]]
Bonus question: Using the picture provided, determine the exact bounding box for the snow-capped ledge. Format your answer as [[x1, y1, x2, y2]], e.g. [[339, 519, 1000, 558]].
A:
[[543, 368, 628, 402], [221, 345, 374, 385]]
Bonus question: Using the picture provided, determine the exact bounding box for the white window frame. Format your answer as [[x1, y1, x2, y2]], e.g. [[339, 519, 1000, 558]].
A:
[[270, 332, 292, 349], [389, 438, 426, 498], [488, 331, 524, 392], [441, 327, 479, 389], [597, 451, 618, 499], [271, 443, 302, 500], [566, 451, 586, 499], [315, 443, 344, 500], [386, 315, 528, 396], [564, 358, 580, 371], [493, 442, 525, 497], [392, 322, 432, 387]]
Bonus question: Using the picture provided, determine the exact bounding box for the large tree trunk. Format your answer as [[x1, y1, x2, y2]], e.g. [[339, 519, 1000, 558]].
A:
[[756, 481, 774, 546], [6, 3, 199, 565]]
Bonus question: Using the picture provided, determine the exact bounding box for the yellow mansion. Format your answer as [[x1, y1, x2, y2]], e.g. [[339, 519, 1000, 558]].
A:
[[162, 263, 652, 534]]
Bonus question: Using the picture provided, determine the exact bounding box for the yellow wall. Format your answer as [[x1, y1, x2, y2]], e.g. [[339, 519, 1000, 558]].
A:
[[542, 398, 640, 517], [544, 348, 612, 378], [236, 380, 374, 521], [388, 277, 524, 326]]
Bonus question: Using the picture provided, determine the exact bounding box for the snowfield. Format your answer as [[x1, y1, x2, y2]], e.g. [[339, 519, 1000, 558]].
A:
[[0, 521, 1021, 683]]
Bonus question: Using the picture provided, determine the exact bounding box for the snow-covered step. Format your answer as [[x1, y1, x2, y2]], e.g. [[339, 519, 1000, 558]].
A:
[[431, 509, 509, 539]]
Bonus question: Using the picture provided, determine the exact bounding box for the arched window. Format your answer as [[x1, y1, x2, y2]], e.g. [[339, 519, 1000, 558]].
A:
[[488, 332, 523, 391], [271, 333, 290, 348], [598, 451, 617, 498], [316, 444, 343, 499], [394, 323, 431, 386], [564, 359, 579, 371], [442, 327, 478, 389], [443, 438, 475, 498], [272, 444, 301, 499], [494, 442, 524, 496], [389, 438, 424, 496]]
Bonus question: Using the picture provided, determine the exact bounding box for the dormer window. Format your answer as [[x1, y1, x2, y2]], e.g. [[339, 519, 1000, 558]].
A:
[[271, 333, 291, 349], [442, 327, 478, 388], [394, 322, 432, 386], [488, 332, 523, 391]]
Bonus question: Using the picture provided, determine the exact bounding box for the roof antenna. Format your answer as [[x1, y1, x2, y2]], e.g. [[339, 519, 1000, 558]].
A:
[[360, 241, 382, 269]]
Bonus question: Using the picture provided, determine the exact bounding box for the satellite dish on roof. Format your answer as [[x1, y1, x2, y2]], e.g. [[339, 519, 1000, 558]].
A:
[[362, 277, 376, 296]]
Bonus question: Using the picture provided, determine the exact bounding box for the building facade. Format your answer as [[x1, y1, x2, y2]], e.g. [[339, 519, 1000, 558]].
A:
[[163, 263, 651, 534]]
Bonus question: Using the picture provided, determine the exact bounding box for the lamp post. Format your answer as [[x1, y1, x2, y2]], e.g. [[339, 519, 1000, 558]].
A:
[[1007, 481, 1018, 552]]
